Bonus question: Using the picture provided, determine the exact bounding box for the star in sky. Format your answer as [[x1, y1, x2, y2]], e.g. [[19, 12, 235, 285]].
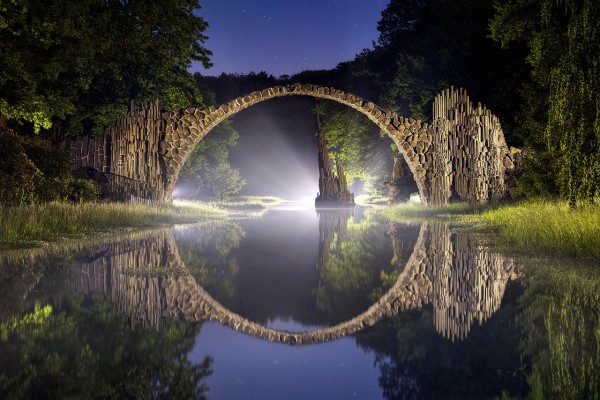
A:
[[191, 0, 389, 77]]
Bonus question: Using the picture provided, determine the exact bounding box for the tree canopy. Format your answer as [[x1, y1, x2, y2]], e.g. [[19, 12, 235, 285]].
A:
[[0, 0, 212, 135], [490, 0, 600, 204]]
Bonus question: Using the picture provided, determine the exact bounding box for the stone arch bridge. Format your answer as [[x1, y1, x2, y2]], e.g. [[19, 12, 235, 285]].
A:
[[71, 221, 517, 343], [68, 84, 514, 205]]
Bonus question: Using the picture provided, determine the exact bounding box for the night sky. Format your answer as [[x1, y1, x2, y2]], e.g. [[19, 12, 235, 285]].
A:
[[191, 0, 389, 77]]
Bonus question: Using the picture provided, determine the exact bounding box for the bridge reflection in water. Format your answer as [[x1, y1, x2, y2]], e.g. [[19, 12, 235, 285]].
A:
[[71, 217, 516, 344]]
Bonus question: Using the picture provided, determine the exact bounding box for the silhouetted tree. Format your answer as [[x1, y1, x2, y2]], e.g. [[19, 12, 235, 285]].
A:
[[490, 0, 600, 204], [0, 0, 212, 136]]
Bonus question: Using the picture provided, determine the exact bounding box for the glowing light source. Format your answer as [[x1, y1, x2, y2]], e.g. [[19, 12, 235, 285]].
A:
[[409, 192, 422, 204]]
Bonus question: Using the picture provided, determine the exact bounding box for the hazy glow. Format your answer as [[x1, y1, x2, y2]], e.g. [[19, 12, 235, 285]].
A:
[[229, 98, 320, 199], [172, 182, 199, 199], [269, 197, 315, 211], [409, 192, 422, 204]]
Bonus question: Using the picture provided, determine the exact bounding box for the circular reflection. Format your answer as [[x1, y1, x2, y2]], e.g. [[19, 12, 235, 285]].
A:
[[70, 217, 516, 344]]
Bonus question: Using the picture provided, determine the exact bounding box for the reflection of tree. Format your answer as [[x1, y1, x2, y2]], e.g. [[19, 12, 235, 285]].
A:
[[0, 294, 212, 400], [174, 222, 245, 306], [518, 263, 600, 399], [0, 254, 72, 323], [315, 210, 401, 322]]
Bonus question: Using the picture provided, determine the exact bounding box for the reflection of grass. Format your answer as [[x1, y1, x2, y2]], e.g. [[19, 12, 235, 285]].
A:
[[384, 200, 600, 259], [0, 201, 226, 249]]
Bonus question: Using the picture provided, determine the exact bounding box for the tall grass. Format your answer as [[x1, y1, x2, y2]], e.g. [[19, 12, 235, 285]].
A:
[[0, 201, 226, 247], [384, 200, 600, 259], [473, 200, 600, 259], [382, 202, 490, 220]]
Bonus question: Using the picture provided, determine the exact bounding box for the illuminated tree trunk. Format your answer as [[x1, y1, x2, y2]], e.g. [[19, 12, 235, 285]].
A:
[[315, 128, 354, 207]]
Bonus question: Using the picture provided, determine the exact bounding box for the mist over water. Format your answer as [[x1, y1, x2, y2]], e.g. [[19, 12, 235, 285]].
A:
[[230, 97, 320, 199]]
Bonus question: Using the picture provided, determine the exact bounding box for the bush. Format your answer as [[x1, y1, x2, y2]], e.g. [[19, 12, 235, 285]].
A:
[[204, 163, 246, 201], [68, 178, 100, 203], [0, 128, 99, 204]]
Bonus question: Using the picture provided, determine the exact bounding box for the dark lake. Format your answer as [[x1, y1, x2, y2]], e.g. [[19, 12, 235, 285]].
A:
[[1, 202, 598, 399]]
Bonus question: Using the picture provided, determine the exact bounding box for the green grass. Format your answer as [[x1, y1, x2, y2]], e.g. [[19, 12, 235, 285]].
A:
[[382, 202, 491, 220], [355, 194, 390, 207], [471, 200, 600, 259], [0, 200, 226, 248], [384, 200, 600, 260], [202, 195, 285, 210]]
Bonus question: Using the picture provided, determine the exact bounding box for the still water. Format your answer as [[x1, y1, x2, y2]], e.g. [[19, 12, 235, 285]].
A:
[[1, 203, 599, 399]]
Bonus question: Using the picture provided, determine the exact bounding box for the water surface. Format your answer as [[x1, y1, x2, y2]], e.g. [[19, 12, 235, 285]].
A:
[[1, 203, 598, 399]]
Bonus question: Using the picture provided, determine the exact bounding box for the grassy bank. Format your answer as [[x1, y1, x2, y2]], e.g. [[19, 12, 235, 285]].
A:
[[0, 200, 226, 249], [204, 195, 284, 210], [383, 200, 600, 260]]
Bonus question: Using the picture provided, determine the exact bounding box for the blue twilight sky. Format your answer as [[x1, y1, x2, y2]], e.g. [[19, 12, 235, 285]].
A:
[[191, 0, 390, 77]]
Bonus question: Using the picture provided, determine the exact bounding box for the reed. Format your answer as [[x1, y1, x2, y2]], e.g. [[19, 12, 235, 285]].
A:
[[382, 202, 489, 220], [472, 200, 600, 259], [0, 201, 226, 247], [384, 200, 600, 259]]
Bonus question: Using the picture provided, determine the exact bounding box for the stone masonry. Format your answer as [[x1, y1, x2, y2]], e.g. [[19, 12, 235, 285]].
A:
[[68, 84, 514, 205]]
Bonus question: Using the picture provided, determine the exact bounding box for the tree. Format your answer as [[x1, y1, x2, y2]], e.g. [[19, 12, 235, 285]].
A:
[[490, 0, 600, 204], [204, 163, 245, 200], [0, 295, 213, 399], [178, 118, 242, 195], [316, 100, 393, 195], [370, 0, 529, 138], [0, 0, 212, 136]]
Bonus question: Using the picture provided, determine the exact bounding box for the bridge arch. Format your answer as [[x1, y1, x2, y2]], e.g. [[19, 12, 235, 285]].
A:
[[102, 85, 513, 204], [159, 83, 433, 204]]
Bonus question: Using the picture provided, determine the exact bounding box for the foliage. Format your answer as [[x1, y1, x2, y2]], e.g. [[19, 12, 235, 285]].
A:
[[0, 295, 213, 399], [507, 149, 560, 199], [317, 100, 393, 195], [0, 200, 227, 248], [0, 128, 83, 205], [0, 0, 212, 136], [518, 262, 600, 399], [204, 163, 246, 200], [490, 0, 600, 204], [368, 0, 529, 132], [195, 71, 279, 104], [179, 118, 245, 197]]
